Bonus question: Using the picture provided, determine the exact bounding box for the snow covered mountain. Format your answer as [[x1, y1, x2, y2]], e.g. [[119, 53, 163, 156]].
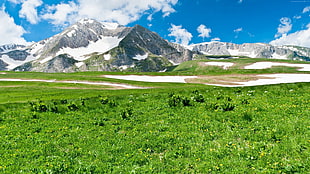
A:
[[189, 42, 310, 61], [4, 18, 192, 72], [0, 18, 310, 72]]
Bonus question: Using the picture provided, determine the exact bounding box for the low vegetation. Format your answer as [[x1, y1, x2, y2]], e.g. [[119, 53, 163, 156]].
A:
[[0, 58, 309, 173], [0, 82, 309, 173]]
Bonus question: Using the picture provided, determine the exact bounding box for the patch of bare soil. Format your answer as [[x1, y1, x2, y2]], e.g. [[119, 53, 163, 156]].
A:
[[185, 74, 275, 85], [0, 85, 23, 88]]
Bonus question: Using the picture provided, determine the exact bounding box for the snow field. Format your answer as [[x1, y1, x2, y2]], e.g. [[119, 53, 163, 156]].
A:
[[104, 75, 198, 83], [244, 62, 310, 71], [0, 79, 144, 89], [205, 62, 234, 69]]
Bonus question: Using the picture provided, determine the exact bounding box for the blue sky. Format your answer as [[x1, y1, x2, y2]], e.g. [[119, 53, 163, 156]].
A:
[[1, 0, 310, 47]]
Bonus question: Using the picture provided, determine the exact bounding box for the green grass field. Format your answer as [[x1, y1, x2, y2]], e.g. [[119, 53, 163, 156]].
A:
[[0, 58, 309, 173]]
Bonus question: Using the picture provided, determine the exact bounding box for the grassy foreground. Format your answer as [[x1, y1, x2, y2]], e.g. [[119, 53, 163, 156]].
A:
[[0, 82, 309, 173]]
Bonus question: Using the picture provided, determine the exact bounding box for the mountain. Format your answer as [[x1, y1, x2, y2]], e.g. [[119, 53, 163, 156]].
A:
[[0, 44, 35, 70], [189, 42, 310, 61], [6, 19, 193, 72], [0, 18, 310, 72]]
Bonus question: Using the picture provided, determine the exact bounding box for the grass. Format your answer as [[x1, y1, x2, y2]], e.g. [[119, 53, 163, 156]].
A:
[[172, 58, 310, 75], [0, 83, 309, 173], [0, 58, 309, 173]]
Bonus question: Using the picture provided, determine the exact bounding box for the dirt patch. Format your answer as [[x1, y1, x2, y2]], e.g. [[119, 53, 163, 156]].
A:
[[54, 85, 137, 90], [0, 85, 24, 88], [186, 74, 275, 85], [0, 72, 7, 75]]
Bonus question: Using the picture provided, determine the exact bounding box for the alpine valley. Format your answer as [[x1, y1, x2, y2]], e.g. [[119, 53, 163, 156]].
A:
[[1, 18, 310, 73]]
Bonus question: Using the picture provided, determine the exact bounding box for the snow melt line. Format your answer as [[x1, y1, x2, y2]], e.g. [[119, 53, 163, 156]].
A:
[[0, 79, 145, 89], [205, 62, 234, 70], [104, 75, 198, 83], [244, 62, 310, 71], [205, 74, 310, 87]]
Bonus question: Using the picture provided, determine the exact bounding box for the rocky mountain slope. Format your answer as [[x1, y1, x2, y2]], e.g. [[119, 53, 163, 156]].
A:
[[0, 18, 309, 72], [189, 42, 310, 61]]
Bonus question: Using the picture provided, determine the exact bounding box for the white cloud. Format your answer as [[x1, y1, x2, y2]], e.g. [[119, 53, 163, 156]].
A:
[[211, 37, 221, 42], [7, 0, 23, 4], [41, 0, 178, 26], [294, 15, 302, 19], [275, 17, 292, 38], [234, 27, 243, 33], [168, 24, 192, 45], [197, 24, 211, 38], [0, 7, 27, 45], [270, 24, 310, 47], [303, 6, 310, 13], [238, 0, 243, 3], [41, 1, 78, 27], [19, 0, 42, 24]]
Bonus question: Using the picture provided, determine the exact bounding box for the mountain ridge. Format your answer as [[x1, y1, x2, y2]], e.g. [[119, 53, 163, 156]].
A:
[[0, 18, 310, 72]]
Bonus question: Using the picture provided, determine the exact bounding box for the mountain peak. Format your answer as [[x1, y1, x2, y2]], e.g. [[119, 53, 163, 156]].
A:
[[77, 18, 96, 25]]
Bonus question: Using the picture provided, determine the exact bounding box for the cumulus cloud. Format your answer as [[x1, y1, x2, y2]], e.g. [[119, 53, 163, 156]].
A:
[[0, 7, 27, 45], [7, 0, 23, 4], [197, 24, 211, 38], [275, 17, 292, 38], [41, 0, 178, 26], [19, 0, 42, 24], [270, 24, 310, 47], [41, 1, 78, 27], [303, 6, 310, 13], [168, 24, 192, 45]]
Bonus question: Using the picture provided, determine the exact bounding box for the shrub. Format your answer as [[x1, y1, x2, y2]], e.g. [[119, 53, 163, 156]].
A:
[[221, 102, 235, 111], [120, 107, 133, 120], [29, 101, 48, 112], [100, 97, 116, 107], [193, 94, 205, 103], [168, 95, 191, 107], [67, 103, 79, 111]]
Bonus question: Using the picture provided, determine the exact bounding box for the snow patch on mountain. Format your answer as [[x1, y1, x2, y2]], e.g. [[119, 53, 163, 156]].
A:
[[75, 62, 84, 68], [39, 56, 53, 64], [271, 53, 288, 59], [227, 49, 257, 58], [0, 54, 36, 70], [0, 44, 25, 53], [56, 36, 123, 61], [102, 22, 120, 30], [133, 53, 148, 60], [104, 54, 111, 60], [66, 30, 76, 38], [29, 42, 45, 55], [78, 18, 95, 25]]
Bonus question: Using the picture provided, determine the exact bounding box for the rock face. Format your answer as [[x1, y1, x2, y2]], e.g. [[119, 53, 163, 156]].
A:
[[0, 44, 25, 53], [189, 42, 310, 60], [0, 59, 8, 71], [6, 19, 193, 72], [1, 18, 310, 72]]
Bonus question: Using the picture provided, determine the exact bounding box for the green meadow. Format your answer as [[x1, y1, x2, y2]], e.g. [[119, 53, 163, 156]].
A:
[[0, 58, 309, 173]]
